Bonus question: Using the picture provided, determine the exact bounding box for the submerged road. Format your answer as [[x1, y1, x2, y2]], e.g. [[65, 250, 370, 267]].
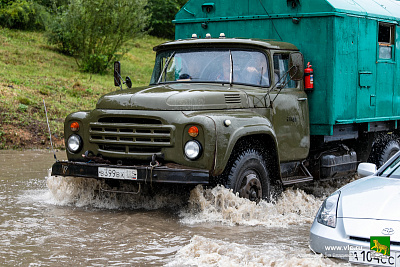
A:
[[0, 150, 347, 266]]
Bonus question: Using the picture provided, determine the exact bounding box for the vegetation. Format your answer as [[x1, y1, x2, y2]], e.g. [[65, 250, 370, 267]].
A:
[[0, 28, 166, 149], [147, 0, 188, 39], [0, 0, 50, 30], [0, 0, 188, 38], [47, 0, 149, 73], [0, 0, 187, 149], [0, 0, 187, 73]]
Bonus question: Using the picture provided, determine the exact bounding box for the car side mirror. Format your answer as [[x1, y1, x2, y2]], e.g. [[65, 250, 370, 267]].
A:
[[289, 52, 304, 81], [357, 163, 377, 178]]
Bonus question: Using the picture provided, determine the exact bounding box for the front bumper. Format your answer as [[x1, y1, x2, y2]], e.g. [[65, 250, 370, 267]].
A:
[[310, 217, 400, 262], [52, 161, 210, 184]]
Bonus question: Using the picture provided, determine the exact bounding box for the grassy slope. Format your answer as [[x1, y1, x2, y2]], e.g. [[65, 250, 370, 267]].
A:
[[0, 28, 167, 149]]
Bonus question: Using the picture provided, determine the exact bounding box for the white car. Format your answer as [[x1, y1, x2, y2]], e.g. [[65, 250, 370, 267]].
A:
[[310, 151, 400, 266]]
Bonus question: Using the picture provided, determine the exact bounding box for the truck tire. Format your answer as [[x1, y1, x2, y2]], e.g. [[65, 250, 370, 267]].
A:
[[226, 149, 270, 203], [374, 140, 400, 167]]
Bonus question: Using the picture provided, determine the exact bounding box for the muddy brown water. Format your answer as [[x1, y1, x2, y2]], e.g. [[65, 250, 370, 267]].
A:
[[0, 150, 350, 266]]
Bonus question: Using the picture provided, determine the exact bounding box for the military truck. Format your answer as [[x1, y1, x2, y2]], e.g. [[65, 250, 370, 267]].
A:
[[52, 0, 400, 202]]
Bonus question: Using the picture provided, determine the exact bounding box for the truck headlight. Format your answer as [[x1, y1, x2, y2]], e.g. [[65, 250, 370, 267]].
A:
[[67, 134, 82, 153], [184, 140, 202, 160], [317, 191, 340, 228]]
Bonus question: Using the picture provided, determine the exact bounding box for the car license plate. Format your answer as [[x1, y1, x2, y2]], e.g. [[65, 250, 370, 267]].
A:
[[98, 167, 137, 180], [350, 249, 400, 266]]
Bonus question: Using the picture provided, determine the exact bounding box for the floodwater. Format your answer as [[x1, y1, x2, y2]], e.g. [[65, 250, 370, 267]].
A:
[[0, 150, 352, 266]]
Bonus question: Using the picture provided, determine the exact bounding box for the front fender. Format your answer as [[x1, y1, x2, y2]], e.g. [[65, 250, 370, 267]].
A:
[[204, 111, 279, 176]]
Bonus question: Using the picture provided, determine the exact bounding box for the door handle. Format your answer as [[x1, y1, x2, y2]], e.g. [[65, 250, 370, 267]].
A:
[[298, 98, 307, 101]]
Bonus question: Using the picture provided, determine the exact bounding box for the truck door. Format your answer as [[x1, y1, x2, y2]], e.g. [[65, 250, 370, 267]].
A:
[[270, 53, 310, 162]]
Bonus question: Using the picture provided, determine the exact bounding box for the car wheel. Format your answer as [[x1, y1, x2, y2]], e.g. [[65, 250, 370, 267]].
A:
[[371, 139, 400, 168], [226, 149, 270, 203]]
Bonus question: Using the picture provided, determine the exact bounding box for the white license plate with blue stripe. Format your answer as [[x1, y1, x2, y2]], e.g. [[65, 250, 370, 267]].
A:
[[350, 249, 400, 266], [98, 167, 137, 180]]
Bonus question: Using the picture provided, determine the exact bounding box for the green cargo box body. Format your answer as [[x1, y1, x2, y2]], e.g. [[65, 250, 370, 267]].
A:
[[174, 0, 400, 136]]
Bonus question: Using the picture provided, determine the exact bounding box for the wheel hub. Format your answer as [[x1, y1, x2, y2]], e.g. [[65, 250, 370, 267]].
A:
[[239, 173, 262, 202]]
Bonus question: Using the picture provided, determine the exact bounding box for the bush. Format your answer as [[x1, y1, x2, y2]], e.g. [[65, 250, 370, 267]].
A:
[[0, 0, 14, 9], [34, 0, 68, 10], [46, 0, 148, 74], [0, 0, 50, 30], [147, 0, 180, 39], [147, 0, 187, 39]]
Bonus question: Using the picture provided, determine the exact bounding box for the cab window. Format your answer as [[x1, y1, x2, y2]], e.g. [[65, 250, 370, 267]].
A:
[[273, 54, 296, 88]]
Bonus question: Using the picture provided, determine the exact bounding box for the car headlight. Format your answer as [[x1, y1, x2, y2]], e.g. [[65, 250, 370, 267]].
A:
[[67, 134, 82, 153], [184, 140, 202, 160], [317, 191, 340, 228]]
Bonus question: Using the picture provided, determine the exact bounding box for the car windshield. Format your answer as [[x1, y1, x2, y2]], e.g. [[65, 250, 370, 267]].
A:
[[150, 48, 270, 87], [380, 155, 400, 178]]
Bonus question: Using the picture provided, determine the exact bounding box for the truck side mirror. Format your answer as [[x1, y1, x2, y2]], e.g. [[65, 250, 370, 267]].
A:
[[289, 52, 304, 81], [114, 61, 121, 87]]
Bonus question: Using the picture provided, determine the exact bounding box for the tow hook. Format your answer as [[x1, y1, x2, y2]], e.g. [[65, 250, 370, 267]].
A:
[[145, 154, 160, 185], [150, 154, 160, 167]]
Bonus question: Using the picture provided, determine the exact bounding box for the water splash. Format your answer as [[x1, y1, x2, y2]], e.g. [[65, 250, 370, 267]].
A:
[[167, 235, 344, 267], [46, 171, 355, 225], [179, 185, 323, 227], [45, 174, 187, 210]]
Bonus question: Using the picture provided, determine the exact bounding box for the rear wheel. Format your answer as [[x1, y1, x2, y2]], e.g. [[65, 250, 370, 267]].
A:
[[369, 137, 400, 168], [226, 149, 270, 203], [376, 140, 400, 167]]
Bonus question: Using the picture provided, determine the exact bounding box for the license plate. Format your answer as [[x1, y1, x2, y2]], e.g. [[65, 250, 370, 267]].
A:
[[98, 167, 137, 180], [350, 249, 400, 266]]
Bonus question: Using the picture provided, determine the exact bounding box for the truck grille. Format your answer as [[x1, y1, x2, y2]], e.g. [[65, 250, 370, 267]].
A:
[[89, 117, 174, 156]]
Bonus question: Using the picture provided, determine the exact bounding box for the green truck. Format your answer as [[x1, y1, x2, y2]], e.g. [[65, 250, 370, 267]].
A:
[[52, 0, 400, 202]]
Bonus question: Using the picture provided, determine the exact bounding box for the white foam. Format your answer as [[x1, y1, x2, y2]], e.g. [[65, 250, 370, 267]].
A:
[[45, 174, 353, 226], [45, 175, 187, 210], [167, 235, 344, 267], [179, 185, 323, 227]]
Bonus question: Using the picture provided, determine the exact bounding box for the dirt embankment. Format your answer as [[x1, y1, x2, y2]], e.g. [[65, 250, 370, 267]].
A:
[[0, 108, 64, 150]]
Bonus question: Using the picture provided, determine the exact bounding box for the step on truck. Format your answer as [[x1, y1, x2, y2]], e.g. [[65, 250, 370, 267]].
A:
[[52, 0, 400, 202]]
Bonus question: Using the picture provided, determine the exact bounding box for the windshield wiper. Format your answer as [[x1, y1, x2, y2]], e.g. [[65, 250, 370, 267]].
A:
[[259, 67, 264, 86], [229, 50, 233, 87], [157, 51, 176, 84]]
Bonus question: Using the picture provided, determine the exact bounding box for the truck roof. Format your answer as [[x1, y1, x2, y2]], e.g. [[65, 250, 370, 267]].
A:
[[153, 37, 299, 52], [175, 0, 400, 25]]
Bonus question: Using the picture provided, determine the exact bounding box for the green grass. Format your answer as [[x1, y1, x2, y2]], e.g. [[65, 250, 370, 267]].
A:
[[0, 28, 168, 149]]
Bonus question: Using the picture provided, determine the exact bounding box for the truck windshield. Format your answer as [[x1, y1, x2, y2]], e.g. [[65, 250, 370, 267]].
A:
[[150, 48, 270, 87]]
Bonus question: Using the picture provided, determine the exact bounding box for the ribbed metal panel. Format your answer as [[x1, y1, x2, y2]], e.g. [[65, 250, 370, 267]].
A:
[[89, 118, 174, 155], [224, 93, 241, 104]]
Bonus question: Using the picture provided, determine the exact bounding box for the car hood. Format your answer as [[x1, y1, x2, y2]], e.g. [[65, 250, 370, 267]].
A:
[[339, 176, 400, 221], [96, 83, 249, 110]]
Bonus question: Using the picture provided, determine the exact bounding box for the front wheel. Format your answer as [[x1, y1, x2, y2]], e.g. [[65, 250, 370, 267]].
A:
[[226, 149, 270, 203]]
